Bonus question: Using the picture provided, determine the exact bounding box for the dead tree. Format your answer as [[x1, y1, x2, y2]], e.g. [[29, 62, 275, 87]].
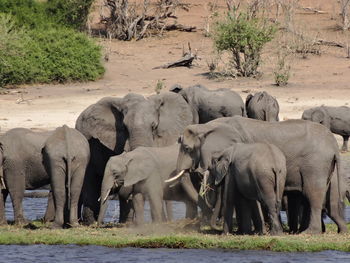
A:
[[101, 0, 195, 40]]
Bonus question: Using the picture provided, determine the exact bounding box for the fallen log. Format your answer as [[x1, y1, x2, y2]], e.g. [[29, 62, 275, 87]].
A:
[[153, 53, 196, 69]]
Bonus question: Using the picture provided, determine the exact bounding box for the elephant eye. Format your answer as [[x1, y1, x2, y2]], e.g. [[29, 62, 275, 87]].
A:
[[183, 145, 192, 153]]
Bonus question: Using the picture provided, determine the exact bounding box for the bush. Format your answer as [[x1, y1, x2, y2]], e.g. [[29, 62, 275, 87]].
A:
[[47, 0, 95, 30], [0, 14, 105, 87], [213, 12, 276, 77], [0, 0, 94, 30]]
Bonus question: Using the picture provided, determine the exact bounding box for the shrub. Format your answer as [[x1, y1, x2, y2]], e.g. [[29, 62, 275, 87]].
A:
[[273, 50, 291, 86], [47, 0, 95, 30], [0, 14, 105, 87], [213, 12, 276, 77], [0, 0, 94, 30]]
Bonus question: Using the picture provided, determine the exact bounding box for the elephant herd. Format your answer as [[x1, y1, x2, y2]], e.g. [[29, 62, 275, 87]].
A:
[[0, 84, 349, 235]]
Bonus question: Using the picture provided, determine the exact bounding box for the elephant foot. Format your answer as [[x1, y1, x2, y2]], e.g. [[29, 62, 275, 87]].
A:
[[302, 227, 322, 235], [337, 226, 348, 234], [50, 222, 64, 229], [15, 218, 29, 225], [68, 221, 80, 228]]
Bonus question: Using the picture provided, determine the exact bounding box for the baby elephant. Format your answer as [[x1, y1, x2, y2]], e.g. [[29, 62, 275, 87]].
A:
[[211, 143, 286, 235], [98, 144, 189, 225], [245, 91, 279, 122], [43, 125, 90, 228], [302, 106, 350, 151]]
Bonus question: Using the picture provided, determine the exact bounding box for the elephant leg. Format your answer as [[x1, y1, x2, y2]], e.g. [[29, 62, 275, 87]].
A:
[[326, 182, 348, 233], [7, 172, 27, 224], [251, 201, 264, 235], [341, 136, 349, 152], [50, 163, 66, 228], [236, 194, 253, 234], [0, 189, 8, 224], [148, 191, 163, 223], [299, 196, 310, 233], [119, 196, 134, 224], [165, 201, 173, 221], [69, 167, 85, 227], [286, 191, 302, 234], [81, 169, 101, 225], [223, 174, 235, 234], [133, 193, 144, 225], [43, 191, 55, 222], [185, 201, 198, 219]]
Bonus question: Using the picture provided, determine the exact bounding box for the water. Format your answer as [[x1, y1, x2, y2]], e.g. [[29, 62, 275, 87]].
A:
[[0, 245, 349, 263]]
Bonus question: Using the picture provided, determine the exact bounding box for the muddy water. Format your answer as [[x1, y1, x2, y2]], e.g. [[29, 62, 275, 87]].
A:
[[1, 245, 349, 263]]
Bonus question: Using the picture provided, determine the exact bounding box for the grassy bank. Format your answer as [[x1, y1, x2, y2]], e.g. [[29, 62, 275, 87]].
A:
[[0, 221, 349, 252]]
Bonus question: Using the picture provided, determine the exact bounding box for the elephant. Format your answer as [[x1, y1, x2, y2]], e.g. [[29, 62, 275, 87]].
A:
[[173, 116, 347, 234], [0, 128, 53, 224], [76, 91, 194, 224], [245, 91, 279, 121], [42, 125, 90, 228], [302, 106, 350, 152], [97, 144, 192, 225], [170, 84, 246, 123], [209, 143, 287, 235]]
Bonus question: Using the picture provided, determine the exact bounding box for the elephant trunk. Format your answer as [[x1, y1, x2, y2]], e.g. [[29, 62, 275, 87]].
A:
[[97, 171, 115, 224], [210, 186, 222, 231], [128, 128, 153, 150]]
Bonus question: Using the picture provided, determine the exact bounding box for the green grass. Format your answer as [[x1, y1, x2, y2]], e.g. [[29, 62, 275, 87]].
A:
[[0, 221, 349, 252]]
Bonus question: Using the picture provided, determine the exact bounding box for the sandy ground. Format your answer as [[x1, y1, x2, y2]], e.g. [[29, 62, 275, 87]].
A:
[[0, 0, 349, 141]]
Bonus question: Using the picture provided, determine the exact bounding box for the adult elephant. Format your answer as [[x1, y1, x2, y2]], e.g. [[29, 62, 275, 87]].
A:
[[302, 106, 350, 152], [173, 116, 346, 234], [170, 84, 246, 123], [76, 92, 194, 224], [0, 128, 53, 224], [245, 91, 279, 121], [42, 125, 90, 228]]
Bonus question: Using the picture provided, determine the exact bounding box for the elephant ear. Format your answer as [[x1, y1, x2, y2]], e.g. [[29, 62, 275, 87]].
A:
[[75, 95, 145, 152], [311, 109, 326, 125], [245, 94, 253, 109], [214, 155, 230, 186], [149, 92, 194, 147], [123, 150, 154, 187]]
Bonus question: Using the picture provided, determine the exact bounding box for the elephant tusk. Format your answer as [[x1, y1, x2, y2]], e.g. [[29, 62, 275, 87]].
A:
[[98, 189, 111, 203], [165, 170, 185, 183]]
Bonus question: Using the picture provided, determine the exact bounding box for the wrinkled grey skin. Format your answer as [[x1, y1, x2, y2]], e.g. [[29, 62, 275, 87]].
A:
[[302, 106, 350, 151], [170, 84, 246, 123], [210, 143, 286, 235], [42, 125, 90, 228], [76, 92, 194, 224], [98, 144, 191, 225], [175, 116, 346, 234], [245, 91, 279, 122], [76, 93, 144, 225], [0, 128, 53, 224]]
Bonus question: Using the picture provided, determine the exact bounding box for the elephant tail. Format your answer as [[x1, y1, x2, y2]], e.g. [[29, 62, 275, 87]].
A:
[[63, 125, 73, 211], [272, 168, 280, 211]]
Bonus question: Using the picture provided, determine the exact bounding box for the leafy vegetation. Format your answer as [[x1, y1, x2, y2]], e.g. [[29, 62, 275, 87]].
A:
[[213, 11, 277, 77], [0, 221, 349, 252], [0, 0, 104, 87]]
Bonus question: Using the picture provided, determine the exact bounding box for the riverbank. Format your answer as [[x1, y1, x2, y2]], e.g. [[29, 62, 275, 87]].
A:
[[0, 221, 349, 252]]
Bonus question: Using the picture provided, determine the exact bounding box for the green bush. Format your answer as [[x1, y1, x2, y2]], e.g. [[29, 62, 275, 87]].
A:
[[0, 14, 105, 87], [0, 0, 94, 30], [47, 0, 95, 30], [213, 12, 276, 77]]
